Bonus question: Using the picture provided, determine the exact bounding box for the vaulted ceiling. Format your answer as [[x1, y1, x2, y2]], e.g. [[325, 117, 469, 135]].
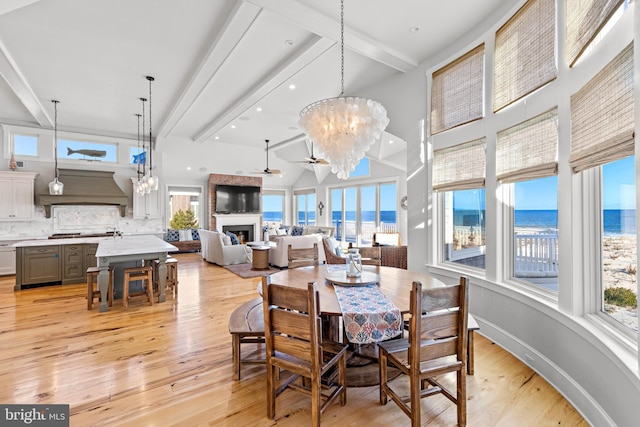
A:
[[0, 0, 508, 184]]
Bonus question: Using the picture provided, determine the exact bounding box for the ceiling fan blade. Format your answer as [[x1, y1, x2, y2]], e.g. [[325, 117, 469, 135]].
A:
[[269, 169, 282, 175], [316, 158, 330, 165]]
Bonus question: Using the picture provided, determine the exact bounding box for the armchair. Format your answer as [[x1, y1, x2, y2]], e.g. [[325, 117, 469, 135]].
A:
[[199, 229, 251, 266]]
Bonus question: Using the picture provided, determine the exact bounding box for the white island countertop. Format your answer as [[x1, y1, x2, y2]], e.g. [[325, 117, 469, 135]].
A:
[[13, 236, 111, 247], [95, 235, 178, 258]]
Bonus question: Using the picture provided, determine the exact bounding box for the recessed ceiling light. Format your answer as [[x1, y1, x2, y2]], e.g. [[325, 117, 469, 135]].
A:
[[199, 167, 208, 172], [410, 26, 419, 33], [285, 40, 294, 46], [288, 126, 298, 131], [186, 166, 191, 171], [389, 140, 394, 144], [289, 84, 296, 90], [231, 125, 236, 129], [214, 136, 220, 140], [256, 107, 262, 112], [239, 116, 250, 121]]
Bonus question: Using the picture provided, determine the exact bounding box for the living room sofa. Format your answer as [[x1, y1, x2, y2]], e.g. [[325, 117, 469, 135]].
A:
[[199, 229, 251, 266]]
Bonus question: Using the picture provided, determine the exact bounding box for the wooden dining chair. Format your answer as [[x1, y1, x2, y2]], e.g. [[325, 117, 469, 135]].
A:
[[378, 276, 469, 427], [357, 246, 381, 266], [261, 276, 347, 427], [287, 243, 319, 269]]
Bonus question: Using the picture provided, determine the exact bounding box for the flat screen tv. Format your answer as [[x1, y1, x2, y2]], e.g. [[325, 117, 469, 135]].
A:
[[215, 184, 261, 214]]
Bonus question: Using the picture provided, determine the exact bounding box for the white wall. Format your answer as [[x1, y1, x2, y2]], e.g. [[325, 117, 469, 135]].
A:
[[349, 0, 640, 425]]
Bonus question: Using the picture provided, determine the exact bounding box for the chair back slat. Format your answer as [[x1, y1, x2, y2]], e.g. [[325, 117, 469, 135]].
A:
[[418, 336, 458, 360], [421, 285, 461, 312], [273, 334, 312, 361], [288, 243, 319, 269], [271, 309, 312, 341], [269, 283, 309, 312], [419, 311, 459, 340]]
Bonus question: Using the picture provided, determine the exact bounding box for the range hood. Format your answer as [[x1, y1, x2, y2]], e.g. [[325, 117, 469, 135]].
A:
[[38, 169, 128, 218]]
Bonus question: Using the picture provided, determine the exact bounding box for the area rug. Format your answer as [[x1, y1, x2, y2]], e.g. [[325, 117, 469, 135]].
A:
[[224, 263, 281, 279]]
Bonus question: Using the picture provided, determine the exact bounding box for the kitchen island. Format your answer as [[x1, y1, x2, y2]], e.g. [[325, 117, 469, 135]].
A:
[[14, 235, 177, 311]]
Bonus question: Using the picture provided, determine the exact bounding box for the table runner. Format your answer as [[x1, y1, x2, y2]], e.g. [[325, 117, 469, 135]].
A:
[[333, 283, 403, 344]]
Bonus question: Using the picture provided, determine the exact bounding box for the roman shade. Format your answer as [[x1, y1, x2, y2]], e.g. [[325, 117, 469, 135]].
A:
[[497, 108, 558, 183], [433, 138, 486, 192], [565, 0, 624, 67], [493, 0, 556, 112], [431, 44, 484, 135], [570, 42, 634, 173]]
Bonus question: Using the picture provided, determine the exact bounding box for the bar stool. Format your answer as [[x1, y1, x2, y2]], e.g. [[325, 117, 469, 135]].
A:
[[87, 266, 114, 310], [122, 266, 154, 310], [153, 257, 179, 297]]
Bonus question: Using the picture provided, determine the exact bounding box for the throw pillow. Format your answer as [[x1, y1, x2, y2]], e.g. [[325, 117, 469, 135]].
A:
[[291, 225, 304, 236], [166, 229, 180, 242], [276, 228, 287, 236], [226, 231, 240, 245], [223, 235, 232, 246], [191, 228, 200, 241], [179, 229, 193, 241]]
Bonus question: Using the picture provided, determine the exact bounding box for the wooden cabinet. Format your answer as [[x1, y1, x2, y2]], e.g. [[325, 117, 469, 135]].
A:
[[19, 246, 61, 286], [0, 171, 37, 220], [131, 178, 162, 219], [15, 242, 100, 289], [62, 244, 84, 283]]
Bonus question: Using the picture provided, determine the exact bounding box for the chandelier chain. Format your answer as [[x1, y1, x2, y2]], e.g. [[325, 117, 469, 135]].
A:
[[340, 0, 344, 96], [140, 97, 147, 177], [52, 100, 59, 178], [147, 76, 154, 175]]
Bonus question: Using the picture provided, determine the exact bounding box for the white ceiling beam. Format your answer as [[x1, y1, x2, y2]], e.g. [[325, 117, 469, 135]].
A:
[[0, 0, 40, 16], [157, 1, 262, 139], [245, 0, 418, 73], [194, 35, 334, 143], [0, 39, 52, 127]]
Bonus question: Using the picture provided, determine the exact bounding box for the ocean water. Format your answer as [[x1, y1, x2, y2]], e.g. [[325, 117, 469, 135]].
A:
[[454, 209, 635, 236], [264, 211, 397, 224]]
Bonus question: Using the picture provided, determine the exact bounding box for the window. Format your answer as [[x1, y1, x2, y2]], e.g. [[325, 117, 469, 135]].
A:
[[443, 189, 486, 269], [294, 189, 315, 226], [262, 191, 285, 226], [167, 186, 202, 230], [330, 182, 398, 245], [12, 134, 38, 156], [513, 177, 558, 291], [349, 157, 370, 178], [58, 138, 118, 163], [601, 156, 637, 334], [431, 44, 484, 134]]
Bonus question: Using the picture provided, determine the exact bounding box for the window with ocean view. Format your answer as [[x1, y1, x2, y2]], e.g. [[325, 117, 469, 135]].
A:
[[330, 182, 397, 245], [601, 156, 637, 334], [443, 188, 485, 269], [513, 176, 558, 292], [295, 190, 315, 226], [262, 191, 284, 226]]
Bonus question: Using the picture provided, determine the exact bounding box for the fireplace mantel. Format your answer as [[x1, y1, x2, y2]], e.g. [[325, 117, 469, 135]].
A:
[[212, 214, 261, 242]]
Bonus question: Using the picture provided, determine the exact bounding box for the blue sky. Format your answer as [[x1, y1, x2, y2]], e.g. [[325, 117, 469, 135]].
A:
[[454, 156, 635, 211]]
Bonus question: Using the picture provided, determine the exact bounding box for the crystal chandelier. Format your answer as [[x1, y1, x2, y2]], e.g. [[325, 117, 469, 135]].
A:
[[299, 0, 389, 179], [48, 99, 64, 195]]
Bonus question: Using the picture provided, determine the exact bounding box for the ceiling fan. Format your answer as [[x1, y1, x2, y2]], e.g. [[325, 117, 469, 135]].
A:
[[253, 139, 282, 176], [293, 142, 329, 165]]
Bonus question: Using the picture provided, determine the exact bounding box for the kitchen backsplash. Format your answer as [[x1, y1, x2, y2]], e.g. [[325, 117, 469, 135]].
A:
[[0, 205, 163, 239]]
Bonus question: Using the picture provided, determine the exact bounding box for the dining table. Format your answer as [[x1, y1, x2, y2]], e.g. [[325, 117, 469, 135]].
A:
[[269, 264, 450, 386], [95, 235, 178, 312]]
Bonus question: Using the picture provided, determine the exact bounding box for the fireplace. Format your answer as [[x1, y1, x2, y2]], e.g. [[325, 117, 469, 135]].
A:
[[222, 224, 254, 244]]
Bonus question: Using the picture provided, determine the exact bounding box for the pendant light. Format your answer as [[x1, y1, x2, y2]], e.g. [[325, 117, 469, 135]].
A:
[[48, 100, 64, 195], [145, 75, 158, 191], [298, 0, 389, 179]]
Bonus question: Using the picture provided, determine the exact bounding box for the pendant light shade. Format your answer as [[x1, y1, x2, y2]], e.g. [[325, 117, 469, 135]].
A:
[[48, 100, 64, 195]]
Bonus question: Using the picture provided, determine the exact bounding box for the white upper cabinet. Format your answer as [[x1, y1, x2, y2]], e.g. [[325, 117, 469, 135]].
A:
[[0, 171, 37, 220]]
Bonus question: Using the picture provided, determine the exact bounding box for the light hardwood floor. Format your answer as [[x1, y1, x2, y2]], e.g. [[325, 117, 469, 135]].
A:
[[0, 252, 587, 426]]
